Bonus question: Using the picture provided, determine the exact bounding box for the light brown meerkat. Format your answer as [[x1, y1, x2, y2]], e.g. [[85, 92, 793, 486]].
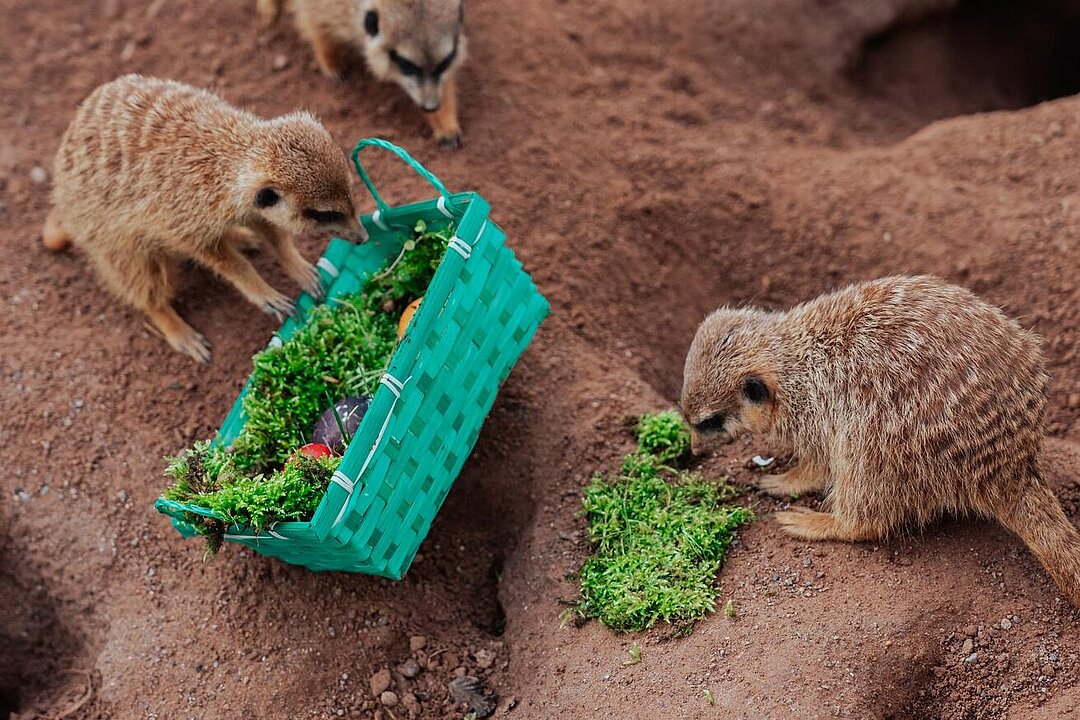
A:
[[43, 74, 366, 363], [680, 275, 1080, 606], [259, 0, 467, 147]]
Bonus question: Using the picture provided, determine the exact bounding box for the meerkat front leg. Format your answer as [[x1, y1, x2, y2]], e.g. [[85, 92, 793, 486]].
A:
[[774, 507, 878, 543], [759, 460, 830, 498], [248, 220, 324, 300], [192, 235, 296, 320], [426, 76, 462, 148], [310, 33, 352, 80], [256, 0, 282, 26]]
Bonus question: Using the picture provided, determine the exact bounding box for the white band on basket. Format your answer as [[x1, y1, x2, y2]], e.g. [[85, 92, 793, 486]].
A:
[[331, 372, 412, 528], [448, 235, 472, 259], [331, 470, 354, 493], [436, 195, 453, 218], [371, 209, 390, 231], [317, 257, 339, 278], [225, 525, 286, 541], [268, 336, 283, 348]]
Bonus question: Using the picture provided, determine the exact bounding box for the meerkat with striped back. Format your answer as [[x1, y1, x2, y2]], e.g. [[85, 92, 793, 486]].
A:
[[259, 0, 466, 148], [681, 275, 1080, 606], [43, 74, 365, 362]]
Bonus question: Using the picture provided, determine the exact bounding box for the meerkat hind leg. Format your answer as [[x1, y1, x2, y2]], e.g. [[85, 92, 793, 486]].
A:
[[759, 461, 828, 498], [775, 507, 878, 543], [146, 305, 212, 363]]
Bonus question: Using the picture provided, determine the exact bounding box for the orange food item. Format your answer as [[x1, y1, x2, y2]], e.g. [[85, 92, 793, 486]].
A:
[[398, 297, 423, 338]]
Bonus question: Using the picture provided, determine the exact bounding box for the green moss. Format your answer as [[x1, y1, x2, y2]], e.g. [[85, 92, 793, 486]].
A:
[[162, 221, 452, 551], [578, 413, 752, 632], [634, 409, 691, 464]]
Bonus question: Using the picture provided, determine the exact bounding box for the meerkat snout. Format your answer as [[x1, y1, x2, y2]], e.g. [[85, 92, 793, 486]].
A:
[[243, 113, 367, 244], [681, 308, 778, 454]]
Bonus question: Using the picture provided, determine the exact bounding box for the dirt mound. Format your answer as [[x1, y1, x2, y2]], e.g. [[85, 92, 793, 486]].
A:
[[1, 0, 1078, 717]]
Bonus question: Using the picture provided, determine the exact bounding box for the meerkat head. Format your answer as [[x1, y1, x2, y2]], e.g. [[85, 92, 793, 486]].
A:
[[680, 307, 780, 455], [362, 0, 467, 112], [244, 112, 367, 243]]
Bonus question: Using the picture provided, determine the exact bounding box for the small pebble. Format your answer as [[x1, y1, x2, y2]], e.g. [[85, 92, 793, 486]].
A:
[[369, 668, 391, 696], [409, 635, 427, 652], [29, 166, 48, 184], [402, 692, 421, 715], [399, 658, 421, 678], [999, 618, 1012, 630], [964, 653, 978, 665], [960, 638, 973, 655], [272, 54, 289, 71], [474, 649, 495, 669], [380, 691, 398, 707]]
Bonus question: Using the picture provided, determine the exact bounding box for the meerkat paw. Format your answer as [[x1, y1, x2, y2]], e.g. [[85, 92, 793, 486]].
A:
[[436, 131, 463, 150], [160, 323, 212, 364], [294, 260, 325, 301], [758, 474, 798, 498], [172, 328, 213, 364], [775, 507, 838, 541], [259, 288, 297, 321], [775, 507, 872, 543]]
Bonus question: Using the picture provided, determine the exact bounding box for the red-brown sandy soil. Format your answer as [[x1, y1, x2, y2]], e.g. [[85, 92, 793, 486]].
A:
[[2, 0, 1079, 718]]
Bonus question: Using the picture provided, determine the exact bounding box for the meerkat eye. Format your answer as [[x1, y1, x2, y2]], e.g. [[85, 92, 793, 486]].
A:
[[303, 209, 346, 224], [254, 187, 280, 208], [389, 49, 421, 77], [743, 376, 770, 403], [364, 10, 379, 36], [694, 414, 727, 434], [433, 45, 458, 77]]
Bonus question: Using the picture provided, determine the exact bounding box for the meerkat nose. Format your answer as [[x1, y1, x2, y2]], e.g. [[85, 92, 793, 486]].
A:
[[690, 430, 707, 457]]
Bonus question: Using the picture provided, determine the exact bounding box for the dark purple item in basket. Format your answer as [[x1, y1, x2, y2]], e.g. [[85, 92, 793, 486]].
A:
[[311, 395, 372, 451]]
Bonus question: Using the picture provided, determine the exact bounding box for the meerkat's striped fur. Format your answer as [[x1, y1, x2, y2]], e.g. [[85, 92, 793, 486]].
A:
[[681, 275, 1080, 606], [43, 75, 365, 362], [259, 0, 467, 147]]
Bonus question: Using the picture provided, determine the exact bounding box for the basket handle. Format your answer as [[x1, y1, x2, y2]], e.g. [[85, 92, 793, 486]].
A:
[[351, 138, 456, 216]]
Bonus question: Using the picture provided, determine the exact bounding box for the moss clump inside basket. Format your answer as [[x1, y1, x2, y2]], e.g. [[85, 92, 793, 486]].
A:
[[162, 220, 451, 553], [577, 412, 753, 632]]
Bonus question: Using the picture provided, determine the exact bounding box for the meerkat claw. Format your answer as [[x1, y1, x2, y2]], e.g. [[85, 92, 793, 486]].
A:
[[170, 328, 212, 364], [262, 292, 296, 320], [298, 263, 324, 300], [437, 133, 463, 150]]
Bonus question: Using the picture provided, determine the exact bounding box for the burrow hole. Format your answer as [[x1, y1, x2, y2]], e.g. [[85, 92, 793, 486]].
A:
[[849, 0, 1080, 128]]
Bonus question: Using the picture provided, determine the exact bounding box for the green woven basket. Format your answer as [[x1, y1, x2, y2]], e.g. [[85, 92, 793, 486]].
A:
[[154, 139, 549, 578]]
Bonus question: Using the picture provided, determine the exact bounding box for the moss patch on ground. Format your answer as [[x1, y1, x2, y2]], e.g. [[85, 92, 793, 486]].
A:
[[578, 412, 752, 632]]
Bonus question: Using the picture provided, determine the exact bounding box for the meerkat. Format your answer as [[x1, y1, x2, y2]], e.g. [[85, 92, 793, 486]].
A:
[[259, 0, 466, 147], [680, 275, 1080, 606], [42, 74, 366, 363]]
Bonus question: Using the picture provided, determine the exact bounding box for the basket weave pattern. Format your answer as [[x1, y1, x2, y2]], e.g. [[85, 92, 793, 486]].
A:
[[155, 141, 548, 577]]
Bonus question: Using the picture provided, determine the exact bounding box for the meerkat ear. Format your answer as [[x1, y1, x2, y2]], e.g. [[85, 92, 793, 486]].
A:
[[254, 187, 280, 209], [364, 10, 379, 36]]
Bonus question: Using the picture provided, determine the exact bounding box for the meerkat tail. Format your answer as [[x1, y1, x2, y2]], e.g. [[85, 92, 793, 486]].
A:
[[42, 209, 71, 251], [996, 476, 1080, 607]]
